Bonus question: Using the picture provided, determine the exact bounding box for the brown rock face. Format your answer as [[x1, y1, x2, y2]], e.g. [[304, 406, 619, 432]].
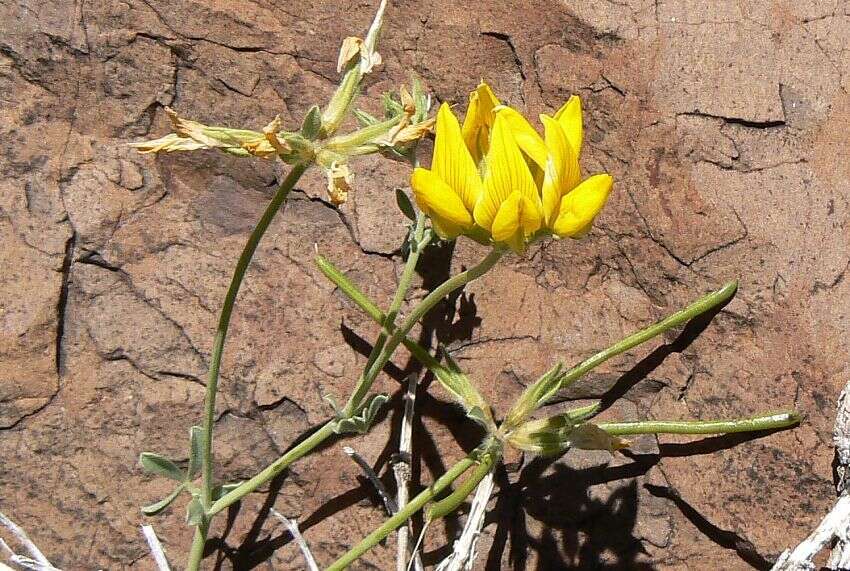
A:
[[1, 0, 848, 569]]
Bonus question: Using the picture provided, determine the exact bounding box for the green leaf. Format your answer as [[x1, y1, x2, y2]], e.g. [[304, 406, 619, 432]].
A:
[[187, 426, 204, 480], [139, 452, 185, 482], [141, 484, 185, 516], [383, 92, 404, 118], [301, 105, 323, 139], [212, 482, 243, 501], [395, 188, 416, 221], [333, 393, 389, 434], [186, 497, 206, 526]]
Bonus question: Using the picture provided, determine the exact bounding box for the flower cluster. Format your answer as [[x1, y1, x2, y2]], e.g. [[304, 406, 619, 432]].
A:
[[411, 82, 613, 252]]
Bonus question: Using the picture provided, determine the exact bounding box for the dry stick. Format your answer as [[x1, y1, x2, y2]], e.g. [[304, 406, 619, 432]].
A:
[[771, 379, 850, 571], [343, 446, 398, 515], [140, 525, 171, 571], [271, 509, 319, 571], [394, 375, 424, 571], [0, 512, 58, 571], [435, 470, 496, 571]]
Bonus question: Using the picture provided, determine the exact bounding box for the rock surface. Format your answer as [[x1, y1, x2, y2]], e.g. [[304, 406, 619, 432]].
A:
[[1, 0, 848, 569]]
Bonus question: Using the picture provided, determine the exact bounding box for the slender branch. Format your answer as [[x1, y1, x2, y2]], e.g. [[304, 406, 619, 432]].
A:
[[271, 510, 319, 571], [556, 280, 738, 391], [395, 375, 423, 571], [141, 525, 171, 571], [343, 246, 505, 414], [210, 220, 431, 517], [343, 446, 398, 515], [596, 411, 800, 436], [209, 421, 336, 515], [315, 256, 441, 372], [187, 163, 308, 571], [326, 455, 478, 571]]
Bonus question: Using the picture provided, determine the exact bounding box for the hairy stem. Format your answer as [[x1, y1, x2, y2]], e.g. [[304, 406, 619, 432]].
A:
[[557, 280, 738, 390], [597, 411, 801, 436], [188, 162, 307, 571], [209, 219, 431, 516], [326, 455, 478, 571], [344, 246, 505, 414]]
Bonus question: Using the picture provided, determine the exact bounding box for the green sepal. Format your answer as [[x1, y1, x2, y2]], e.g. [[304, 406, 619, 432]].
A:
[[507, 419, 628, 456], [502, 362, 565, 430], [430, 349, 496, 433], [186, 496, 206, 526], [187, 426, 204, 480], [301, 105, 323, 140], [141, 483, 185, 516], [333, 393, 389, 435], [139, 452, 185, 482], [395, 188, 416, 221]]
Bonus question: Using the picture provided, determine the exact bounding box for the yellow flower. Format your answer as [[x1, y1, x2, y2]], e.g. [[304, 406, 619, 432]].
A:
[[410, 103, 483, 239], [411, 82, 613, 251]]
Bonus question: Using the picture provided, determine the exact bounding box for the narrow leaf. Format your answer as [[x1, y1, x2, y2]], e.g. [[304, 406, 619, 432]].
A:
[[140, 452, 184, 482], [141, 484, 185, 516], [187, 426, 204, 480], [395, 188, 416, 221]]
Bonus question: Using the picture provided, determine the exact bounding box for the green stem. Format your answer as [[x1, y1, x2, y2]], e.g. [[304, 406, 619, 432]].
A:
[[360, 216, 428, 381], [209, 219, 430, 517], [426, 451, 498, 521], [208, 420, 336, 515], [343, 246, 505, 415], [597, 411, 801, 436], [315, 255, 442, 371], [188, 162, 308, 571], [185, 523, 208, 571], [326, 455, 477, 571], [557, 280, 738, 390]]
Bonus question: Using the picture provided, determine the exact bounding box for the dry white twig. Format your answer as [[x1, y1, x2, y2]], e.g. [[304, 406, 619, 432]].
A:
[[434, 470, 496, 571], [0, 512, 59, 571], [343, 446, 398, 514], [271, 509, 319, 571], [140, 525, 170, 571], [771, 379, 850, 570], [394, 375, 424, 571]]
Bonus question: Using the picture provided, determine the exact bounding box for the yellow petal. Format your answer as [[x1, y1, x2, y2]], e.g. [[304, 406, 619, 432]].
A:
[[553, 95, 583, 156], [495, 106, 548, 170], [411, 167, 474, 239], [553, 173, 613, 238], [491, 192, 522, 242], [474, 113, 541, 232], [432, 103, 484, 212], [540, 115, 580, 226], [462, 82, 501, 164], [519, 194, 542, 236]]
